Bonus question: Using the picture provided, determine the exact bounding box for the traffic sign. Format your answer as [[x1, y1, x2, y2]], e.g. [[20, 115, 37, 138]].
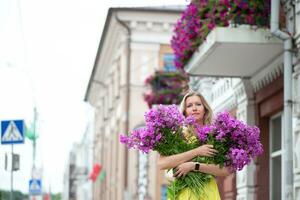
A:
[[29, 179, 42, 195], [1, 120, 25, 144]]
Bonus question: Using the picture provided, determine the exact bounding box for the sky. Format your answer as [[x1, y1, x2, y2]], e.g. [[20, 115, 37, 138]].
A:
[[0, 0, 188, 194]]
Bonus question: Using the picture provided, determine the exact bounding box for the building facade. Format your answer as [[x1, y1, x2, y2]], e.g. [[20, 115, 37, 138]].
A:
[[63, 114, 94, 200], [185, 1, 300, 199], [84, 7, 183, 200]]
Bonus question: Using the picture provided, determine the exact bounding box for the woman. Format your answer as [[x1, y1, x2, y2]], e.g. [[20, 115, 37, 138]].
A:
[[158, 91, 230, 199]]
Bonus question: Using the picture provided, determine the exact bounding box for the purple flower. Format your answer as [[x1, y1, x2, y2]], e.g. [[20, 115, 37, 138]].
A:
[[120, 105, 186, 154], [195, 111, 263, 171], [184, 115, 197, 126], [227, 148, 250, 171], [145, 104, 184, 131], [171, 0, 271, 69], [119, 126, 160, 154], [208, 22, 216, 30], [195, 125, 212, 142]]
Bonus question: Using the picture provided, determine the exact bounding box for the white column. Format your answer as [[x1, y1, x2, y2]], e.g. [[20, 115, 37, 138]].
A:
[[192, 78, 214, 102], [293, 64, 300, 200], [233, 79, 257, 200]]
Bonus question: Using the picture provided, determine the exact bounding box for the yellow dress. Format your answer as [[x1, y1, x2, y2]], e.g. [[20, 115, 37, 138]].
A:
[[172, 130, 221, 200], [176, 178, 221, 200]]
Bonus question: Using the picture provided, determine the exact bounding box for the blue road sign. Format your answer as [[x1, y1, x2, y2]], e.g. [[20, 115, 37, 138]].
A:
[[29, 179, 42, 195], [1, 120, 25, 144]]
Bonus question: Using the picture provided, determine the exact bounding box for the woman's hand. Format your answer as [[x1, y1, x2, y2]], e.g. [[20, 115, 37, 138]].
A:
[[173, 162, 194, 178], [194, 144, 218, 157], [158, 145, 217, 170]]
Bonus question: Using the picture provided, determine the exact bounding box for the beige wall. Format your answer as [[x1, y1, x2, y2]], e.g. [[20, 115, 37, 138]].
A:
[[93, 45, 175, 199], [94, 46, 176, 199], [89, 9, 182, 200]]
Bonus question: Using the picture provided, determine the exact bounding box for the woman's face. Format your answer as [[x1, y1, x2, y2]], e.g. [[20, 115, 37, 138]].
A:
[[185, 95, 205, 125]]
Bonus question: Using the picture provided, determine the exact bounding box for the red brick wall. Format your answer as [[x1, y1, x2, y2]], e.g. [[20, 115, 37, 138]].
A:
[[255, 75, 283, 200], [217, 173, 237, 200]]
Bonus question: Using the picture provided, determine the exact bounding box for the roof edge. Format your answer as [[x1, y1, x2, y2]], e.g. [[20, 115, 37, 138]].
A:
[[84, 6, 184, 102]]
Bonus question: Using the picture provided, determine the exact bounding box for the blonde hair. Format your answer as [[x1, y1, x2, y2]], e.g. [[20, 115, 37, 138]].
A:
[[179, 91, 213, 125]]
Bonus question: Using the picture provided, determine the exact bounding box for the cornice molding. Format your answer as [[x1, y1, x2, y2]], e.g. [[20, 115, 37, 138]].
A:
[[251, 55, 283, 93], [234, 82, 246, 103], [129, 20, 174, 33], [232, 79, 255, 109], [211, 78, 237, 112]]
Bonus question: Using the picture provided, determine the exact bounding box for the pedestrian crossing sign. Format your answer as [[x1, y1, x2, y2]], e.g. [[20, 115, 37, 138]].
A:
[[29, 179, 42, 195], [1, 120, 25, 144]]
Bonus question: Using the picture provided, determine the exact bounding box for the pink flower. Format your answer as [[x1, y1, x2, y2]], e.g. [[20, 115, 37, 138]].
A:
[[171, 0, 271, 69], [208, 22, 216, 30]]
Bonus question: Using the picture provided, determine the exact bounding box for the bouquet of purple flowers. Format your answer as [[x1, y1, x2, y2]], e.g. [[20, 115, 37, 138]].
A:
[[120, 105, 197, 155], [120, 105, 263, 199], [195, 111, 263, 171]]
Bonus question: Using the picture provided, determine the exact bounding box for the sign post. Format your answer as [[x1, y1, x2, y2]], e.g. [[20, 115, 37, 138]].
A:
[[29, 179, 42, 196], [1, 120, 25, 200]]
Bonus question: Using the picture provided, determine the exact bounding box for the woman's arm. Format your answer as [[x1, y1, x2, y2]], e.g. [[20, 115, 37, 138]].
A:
[[174, 162, 230, 178], [157, 145, 217, 170], [197, 163, 230, 177]]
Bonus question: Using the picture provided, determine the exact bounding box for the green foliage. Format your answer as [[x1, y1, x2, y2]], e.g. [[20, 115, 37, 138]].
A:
[[169, 132, 234, 199], [203, 133, 230, 168], [51, 193, 62, 200], [153, 127, 197, 156], [167, 165, 213, 200], [0, 189, 28, 200], [154, 128, 216, 199]]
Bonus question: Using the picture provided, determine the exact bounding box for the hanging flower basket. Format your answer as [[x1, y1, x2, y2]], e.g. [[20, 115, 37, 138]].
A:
[[171, 0, 272, 69], [143, 71, 189, 108]]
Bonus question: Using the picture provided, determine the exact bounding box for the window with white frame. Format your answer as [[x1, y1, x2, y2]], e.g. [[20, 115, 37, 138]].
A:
[[270, 113, 282, 200]]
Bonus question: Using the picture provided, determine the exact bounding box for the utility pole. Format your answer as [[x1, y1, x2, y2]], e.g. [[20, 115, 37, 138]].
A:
[[32, 107, 37, 170], [27, 107, 40, 199], [10, 145, 14, 200]]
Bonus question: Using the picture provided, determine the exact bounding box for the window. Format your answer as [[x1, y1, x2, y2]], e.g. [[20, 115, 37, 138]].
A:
[[163, 54, 176, 72], [270, 113, 282, 200]]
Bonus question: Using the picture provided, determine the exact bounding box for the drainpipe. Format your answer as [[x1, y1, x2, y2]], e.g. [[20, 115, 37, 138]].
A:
[[271, 0, 294, 199], [115, 12, 131, 197]]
